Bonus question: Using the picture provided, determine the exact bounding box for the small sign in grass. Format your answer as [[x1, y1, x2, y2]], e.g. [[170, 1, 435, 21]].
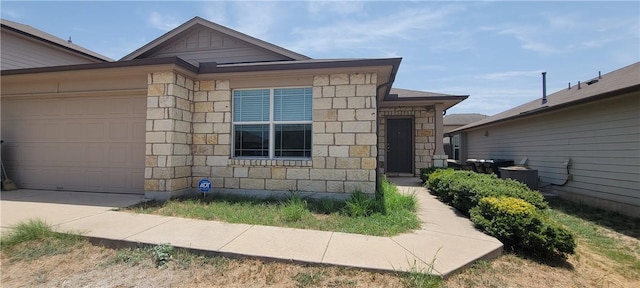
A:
[[126, 178, 420, 237]]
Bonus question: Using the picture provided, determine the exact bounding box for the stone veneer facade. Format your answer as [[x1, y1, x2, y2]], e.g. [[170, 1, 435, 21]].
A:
[[145, 72, 195, 194], [378, 107, 436, 175], [145, 71, 379, 197]]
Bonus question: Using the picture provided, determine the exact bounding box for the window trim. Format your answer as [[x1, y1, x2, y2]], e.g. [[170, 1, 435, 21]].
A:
[[232, 86, 313, 160]]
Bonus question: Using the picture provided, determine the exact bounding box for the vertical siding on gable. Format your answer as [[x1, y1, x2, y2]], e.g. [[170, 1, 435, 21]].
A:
[[147, 27, 291, 65], [1, 31, 101, 70], [463, 92, 640, 210]]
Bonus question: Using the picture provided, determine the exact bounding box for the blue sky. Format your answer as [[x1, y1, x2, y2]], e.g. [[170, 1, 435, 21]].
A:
[[2, 1, 638, 115]]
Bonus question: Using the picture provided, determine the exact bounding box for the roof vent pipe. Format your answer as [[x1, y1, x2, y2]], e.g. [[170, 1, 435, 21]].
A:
[[578, 81, 581, 89], [598, 71, 602, 79], [568, 82, 571, 90], [541, 72, 547, 105]]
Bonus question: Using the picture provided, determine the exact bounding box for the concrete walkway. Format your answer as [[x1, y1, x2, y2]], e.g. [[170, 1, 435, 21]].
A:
[[0, 178, 502, 277]]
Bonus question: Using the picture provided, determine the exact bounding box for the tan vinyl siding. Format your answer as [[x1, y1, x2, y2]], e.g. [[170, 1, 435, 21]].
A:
[[462, 91, 640, 209], [146, 27, 291, 65], [1, 30, 102, 70]]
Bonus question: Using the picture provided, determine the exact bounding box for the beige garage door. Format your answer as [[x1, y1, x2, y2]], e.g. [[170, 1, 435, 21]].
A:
[[1, 95, 146, 194]]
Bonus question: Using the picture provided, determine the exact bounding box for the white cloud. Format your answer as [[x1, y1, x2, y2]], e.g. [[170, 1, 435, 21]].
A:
[[147, 11, 181, 31], [444, 86, 542, 115], [203, 1, 227, 25], [496, 26, 559, 54], [1, 9, 21, 19], [228, 2, 278, 39], [476, 70, 544, 81], [288, 5, 464, 54], [307, 1, 365, 16]]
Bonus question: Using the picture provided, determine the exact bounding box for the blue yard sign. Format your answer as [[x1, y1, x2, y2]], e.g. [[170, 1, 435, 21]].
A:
[[198, 178, 211, 193]]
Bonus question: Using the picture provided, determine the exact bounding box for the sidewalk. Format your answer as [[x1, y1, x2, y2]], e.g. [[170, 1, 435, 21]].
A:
[[0, 178, 502, 277]]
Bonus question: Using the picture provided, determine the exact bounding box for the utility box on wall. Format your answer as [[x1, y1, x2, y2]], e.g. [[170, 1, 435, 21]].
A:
[[500, 166, 539, 190]]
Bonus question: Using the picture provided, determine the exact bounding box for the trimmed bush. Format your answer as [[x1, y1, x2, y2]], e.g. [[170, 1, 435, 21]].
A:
[[426, 169, 547, 215], [470, 197, 576, 258], [420, 166, 459, 184]]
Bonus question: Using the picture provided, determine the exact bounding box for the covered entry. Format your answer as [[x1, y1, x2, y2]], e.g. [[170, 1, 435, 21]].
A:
[[386, 118, 413, 174], [1, 94, 146, 194]]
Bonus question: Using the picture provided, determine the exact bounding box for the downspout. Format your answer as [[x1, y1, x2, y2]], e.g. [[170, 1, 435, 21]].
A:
[[375, 68, 398, 195]]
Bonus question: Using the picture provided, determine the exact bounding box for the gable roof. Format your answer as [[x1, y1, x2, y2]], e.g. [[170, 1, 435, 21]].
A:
[[451, 62, 640, 133], [0, 18, 113, 62], [121, 16, 310, 62], [382, 88, 469, 110], [444, 113, 488, 126]]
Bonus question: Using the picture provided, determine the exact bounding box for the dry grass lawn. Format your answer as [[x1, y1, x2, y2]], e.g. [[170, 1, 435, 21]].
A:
[[2, 199, 638, 287]]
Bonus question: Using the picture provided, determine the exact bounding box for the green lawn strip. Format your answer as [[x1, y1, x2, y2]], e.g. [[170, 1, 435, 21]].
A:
[[546, 200, 640, 276], [1, 219, 83, 261], [129, 180, 420, 237]]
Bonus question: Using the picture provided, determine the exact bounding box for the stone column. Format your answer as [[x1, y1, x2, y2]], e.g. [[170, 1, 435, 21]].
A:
[[433, 103, 448, 168], [144, 71, 194, 199]]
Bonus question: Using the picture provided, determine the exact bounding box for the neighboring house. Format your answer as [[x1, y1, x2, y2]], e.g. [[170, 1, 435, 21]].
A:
[[0, 19, 112, 70], [443, 113, 488, 160], [1, 17, 467, 199], [449, 62, 640, 217]]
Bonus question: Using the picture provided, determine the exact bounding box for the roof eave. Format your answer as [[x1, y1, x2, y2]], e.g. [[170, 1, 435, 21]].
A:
[[0, 56, 198, 76], [200, 58, 401, 74], [1, 23, 113, 62], [120, 17, 310, 61], [380, 95, 469, 110], [449, 84, 640, 134]]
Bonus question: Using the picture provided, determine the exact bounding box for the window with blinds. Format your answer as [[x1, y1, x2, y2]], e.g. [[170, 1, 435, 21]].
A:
[[233, 87, 312, 158]]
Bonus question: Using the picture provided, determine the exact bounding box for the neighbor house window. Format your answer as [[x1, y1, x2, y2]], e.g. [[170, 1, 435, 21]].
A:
[[233, 87, 312, 158], [452, 134, 461, 160]]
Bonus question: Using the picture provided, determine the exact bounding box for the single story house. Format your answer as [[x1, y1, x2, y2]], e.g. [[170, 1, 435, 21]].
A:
[[448, 62, 640, 217], [0, 19, 112, 70], [1, 17, 467, 199], [443, 113, 488, 160]]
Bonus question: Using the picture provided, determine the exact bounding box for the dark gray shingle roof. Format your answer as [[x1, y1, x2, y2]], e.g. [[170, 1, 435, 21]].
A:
[[452, 62, 640, 132], [1, 18, 113, 62], [444, 113, 488, 126]]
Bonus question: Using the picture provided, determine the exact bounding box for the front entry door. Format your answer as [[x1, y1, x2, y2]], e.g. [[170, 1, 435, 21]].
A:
[[387, 118, 413, 173]]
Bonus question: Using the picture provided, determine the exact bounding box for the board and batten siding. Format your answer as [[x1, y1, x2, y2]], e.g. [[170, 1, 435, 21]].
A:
[[0, 30, 101, 70], [460, 91, 639, 216], [146, 27, 291, 65]]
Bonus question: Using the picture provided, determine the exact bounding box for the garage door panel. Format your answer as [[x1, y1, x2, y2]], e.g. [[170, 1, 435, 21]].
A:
[[85, 144, 106, 164], [86, 122, 106, 140], [64, 123, 85, 139], [109, 122, 130, 141], [1, 95, 145, 194], [107, 144, 131, 166]]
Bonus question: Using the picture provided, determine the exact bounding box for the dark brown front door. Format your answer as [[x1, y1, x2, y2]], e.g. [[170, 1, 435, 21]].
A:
[[387, 118, 413, 173]]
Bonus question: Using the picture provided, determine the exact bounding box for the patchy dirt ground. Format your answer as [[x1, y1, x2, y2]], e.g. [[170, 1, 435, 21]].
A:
[[1, 243, 406, 288], [2, 236, 639, 288], [446, 242, 639, 288]]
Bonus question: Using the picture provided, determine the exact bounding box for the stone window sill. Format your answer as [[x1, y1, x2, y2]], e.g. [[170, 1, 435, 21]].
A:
[[229, 158, 312, 167]]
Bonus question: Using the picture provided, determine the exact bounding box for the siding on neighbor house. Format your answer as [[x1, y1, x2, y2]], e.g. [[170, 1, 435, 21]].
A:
[[145, 27, 292, 65], [461, 91, 640, 211], [0, 30, 101, 70]]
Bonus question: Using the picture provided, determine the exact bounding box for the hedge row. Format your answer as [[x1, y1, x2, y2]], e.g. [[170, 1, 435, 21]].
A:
[[426, 169, 547, 215], [425, 169, 575, 258], [471, 197, 575, 258]]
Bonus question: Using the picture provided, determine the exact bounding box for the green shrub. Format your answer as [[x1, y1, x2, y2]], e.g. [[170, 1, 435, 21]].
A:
[[344, 190, 376, 217], [426, 169, 547, 215], [470, 197, 576, 259], [420, 167, 444, 184]]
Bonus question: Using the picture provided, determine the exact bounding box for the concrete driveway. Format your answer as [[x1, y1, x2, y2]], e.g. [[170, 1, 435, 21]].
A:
[[1, 189, 143, 235]]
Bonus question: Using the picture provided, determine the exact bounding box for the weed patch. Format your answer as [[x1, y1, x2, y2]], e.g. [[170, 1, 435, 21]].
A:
[[1, 219, 82, 261], [126, 178, 419, 236]]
